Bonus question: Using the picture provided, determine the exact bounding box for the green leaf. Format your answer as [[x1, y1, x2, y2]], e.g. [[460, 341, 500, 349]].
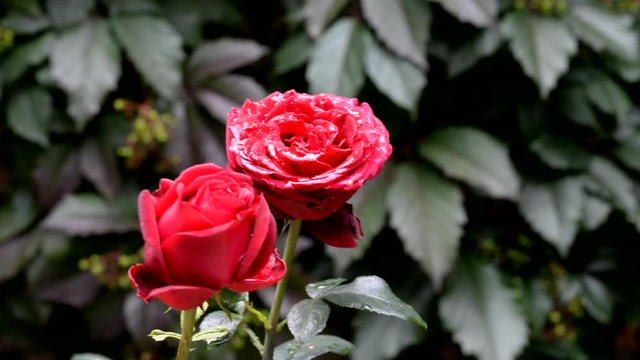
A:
[[79, 136, 121, 198], [519, 279, 553, 333], [387, 163, 466, 289], [352, 312, 423, 360], [588, 156, 637, 218], [32, 145, 82, 207], [302, 0, 348, 38], [110, 15, 184, 99], [148, 329, 182, 341], [274, 33, 312, 74], [1, 32, 53, 83], [579, 275, 613, 323], [519, 178, 584, 257], [326, 166, 391, 274], [615, 143, 640, 172], [196, 311, 239, 345], [306, 278, 346, 299], [194, 74, 267, 122], [439, 259, 529, 360], [501, 12, 577, 97], [584, 69, 631, 124], [530, 135, 591, 170], [108, 0, 160, 15], [315, 275, 427, 329], [606, 54, 640, 82], [0, 191, 37, 243], [306, 18, 365, 97], [362, 29, 426, 112], [0, 233, 39, 282], [448, 27, 502, 77], [581, 194, 611, 231], [434, 0, 499, 28], [555, 86, 601, 131], [1, 11, 50, 34], [187, 38, 268, 84], [42, 193, 138, 236], [46, 0, 95, 27], [217, 288, 248, 314], [274, 335, 353, 360], [287, 299, 330, 342], [567, 3, 639, 61], [419, 127, 520, 200], [7, 86, 51, 146], [50, 19, 121, 128], [360, 0, 430, 69], [70, 354, 111, 360]]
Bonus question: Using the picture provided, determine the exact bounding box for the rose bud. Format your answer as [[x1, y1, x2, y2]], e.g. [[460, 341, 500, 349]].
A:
[[226, 90, 392, 247], [128, 164, 285, 310]]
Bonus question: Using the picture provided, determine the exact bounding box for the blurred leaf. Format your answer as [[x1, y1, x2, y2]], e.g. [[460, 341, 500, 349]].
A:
[[274, 32, 312, 74], [70, 354, 112, 360], [1, 32, 52, 83], [32, 145, 82, 207], [433, 0, 499, 28], [0, 191, 37, 243], [315, 275, 427, 328], [352, 312, 423, 360], [567, 3, 639, 61], [110, 15, 184, 99], [530, 135, 591, 170], [194, 74, 267, 122], [419, 127, 520, 200], [196, 311, 239, 345], [581, 194, 611, 231], [360, 0, 430, 69], [50, 19, 121, 128], [6, 87, 51, 147], [326, 166, 390, 274], [555, 87, 601, 130], [501, 12, 577, 97], [615, 143, 640, 172], [79, 136, 121, 198], [287, 299, 330, 342], [302, 0, 348, 38], [274, 335, 352, 360], [579, 275, 613, 323], [46, 0, 95, 27], [588, 156, 637, 218], [306, 278, 347, 299], [33, 269, 101, 307], [439, 259, 529, 360], [519, 178, 584, 257], [388, 163, 466, 289], [0, 234, 38, 282], [187, 38, 268, 84], [584, 69, 631, 124], [448, 27, 502, 77], [362, 30, 426, 112], [42, 193, 138, 236], [606, 54, 640, 82], [108, 0, 160, 15], [306, 18, 365, 97], [1, 11, 50, 34], [519, 279, 553, 334], [148, 329, 182, 341], [124, 292, 177, 345]]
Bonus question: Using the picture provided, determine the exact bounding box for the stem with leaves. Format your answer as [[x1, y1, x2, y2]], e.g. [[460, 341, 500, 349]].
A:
[[262, 219, 302, 360], [176, 308, 197, 360]]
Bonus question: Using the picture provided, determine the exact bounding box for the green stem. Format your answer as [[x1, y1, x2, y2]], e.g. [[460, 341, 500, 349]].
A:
[[176, 308, 197, 360], [262, 219, 302, 360]]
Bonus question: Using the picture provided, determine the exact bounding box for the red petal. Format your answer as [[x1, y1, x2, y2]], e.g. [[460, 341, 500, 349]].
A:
[[235, 196, 277, 279], [303, 203, 363, 248], [227, 249, 286, 292], [138, 191, 171, 284]]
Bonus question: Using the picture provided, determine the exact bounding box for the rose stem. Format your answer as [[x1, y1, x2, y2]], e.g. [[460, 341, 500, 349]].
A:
[[176, 308, 197, 360], [262, 219, 302, 360]]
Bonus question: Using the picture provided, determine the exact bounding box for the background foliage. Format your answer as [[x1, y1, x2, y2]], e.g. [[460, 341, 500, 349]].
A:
[[1, 0, 639, 359]]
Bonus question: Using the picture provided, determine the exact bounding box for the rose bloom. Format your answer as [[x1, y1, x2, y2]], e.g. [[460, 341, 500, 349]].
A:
[[226, 90, 392, 247], [128, 164, 285, 310]]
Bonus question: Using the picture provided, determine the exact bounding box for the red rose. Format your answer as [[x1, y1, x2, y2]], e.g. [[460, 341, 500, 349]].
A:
[[226, 90, 392, 246], [128, 164, 285, 310]]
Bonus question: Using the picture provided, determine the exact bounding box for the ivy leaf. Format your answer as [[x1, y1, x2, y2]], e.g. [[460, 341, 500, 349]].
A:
[[615, 143, 640, 172], [439, 259, 529, 360], [530, 135, 591, 170], [110, 15, 184, 99], [588, 156, 637, 218], [433, 0, 499, 28], [287, 299, 330, 342], [42, 193, 138, 236], [581, 194, 611, 231], [316, 275, 427, 329], [7, 86, 51, 147], [501, 12, 577, 98], [1, 32, 53, 83], [555, 86, 600, 131], [579, 275, 613, 323], [388, 163, 466, 289], [519, 279, 553, 334], [32, 145, 82, 207], [419, 127, 520, 200], [194, 74, 267, 122], [50, 19, 121, 129], [0, 191, 37, 244], [79, 136, 121, 198], [306, 18, 365, 97], [606, 54, 640, 83], [302, 0, 348, 38], [448, 27, 502, 77], [519, 178, 584, 257], [352, 314, 423, 360], [274, 33, 312, 74], [583, 69, 631, 125], [187, 38, 268, 84], [46, 0, 95, 27], [362, 30, 426, 113], [274, 335, 353, 360], [360, 0, 430, 69], [567, 3, 639, 61], [1, 11, 50, 35]]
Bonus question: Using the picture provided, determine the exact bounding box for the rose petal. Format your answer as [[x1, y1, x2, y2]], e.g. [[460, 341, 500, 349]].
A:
[[157, 200, 217, 239], [303, 203, 363, 248], [138, 191, 171, 284], [235, 196, 277, 279], [227, 249, 286, 292]]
